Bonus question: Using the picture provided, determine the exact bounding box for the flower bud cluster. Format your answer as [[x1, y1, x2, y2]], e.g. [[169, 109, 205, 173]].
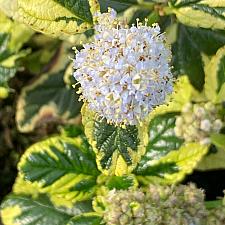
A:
[[206, 206, 225, 225], [103, 184, 207, 225], [73, 8, 173, 125], [175, 102, 223, 145]]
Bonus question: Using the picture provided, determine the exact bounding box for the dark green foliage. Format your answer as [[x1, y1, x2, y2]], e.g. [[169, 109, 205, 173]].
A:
[[94, 118, 139, 169]]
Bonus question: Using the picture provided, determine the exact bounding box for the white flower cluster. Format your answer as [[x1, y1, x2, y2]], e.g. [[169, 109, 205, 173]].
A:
[[73, 8, 173, 125], [175, 102, 223, 145]]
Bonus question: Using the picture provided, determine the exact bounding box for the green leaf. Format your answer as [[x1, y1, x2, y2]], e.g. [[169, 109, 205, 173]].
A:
[[19, 136, 99, 202], [22, 38, 60, 74], [99, 0, 138, 13], [197, 148, 225, 170], [81, 104, 148, 176], [0, 12, 33, 92], [55, 0, 93, 23], [0, 0, 100, 37], [205, 200, 223, 209], [210, 133, 225, 150], [105, 175, 138, 190], [61, 125, 84, 138], [67, 213, 102, 225], [16, 50, 82, 132], [0, 11, 33, 52], [0, 65, 16, 86], [0, 33, 11, 62], [172, 24, 225, 90], [136, 113, 184, 174], [204, 46, 225, 102], [136, 143, 209, 184], [1, 194, 93, 225], [170, 0, 225, 30], [99, 0, 152, 27]]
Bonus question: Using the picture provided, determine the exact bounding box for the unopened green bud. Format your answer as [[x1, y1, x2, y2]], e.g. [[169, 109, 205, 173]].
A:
[[103, 184, 207, 225], [175, 102, 223, 145], [206, 206, 225, 225]]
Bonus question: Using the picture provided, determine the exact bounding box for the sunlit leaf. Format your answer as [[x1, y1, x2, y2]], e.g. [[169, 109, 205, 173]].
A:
[[19, 136, 99, 202], [170, 0, 225, 30]]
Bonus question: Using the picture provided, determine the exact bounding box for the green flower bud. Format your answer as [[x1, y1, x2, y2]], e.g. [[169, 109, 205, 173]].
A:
[[206, 206, 225, 225], [175, 102, 223, 144], [103, 184, 207, 225]]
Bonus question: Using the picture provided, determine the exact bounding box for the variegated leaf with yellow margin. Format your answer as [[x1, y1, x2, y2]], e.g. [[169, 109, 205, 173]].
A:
[[171, 22, 225, 91], [0, 0, 100, 37], [16, 45, 82, 132], [0, 193, 95, 225], [169, 0, 225, 30], [81, 104, 148, 176], [135, 142, 209, 185], [18, 136, 100, 204], [133, 76, 209, 184], [2, 171, 95, 225], [135, 112, 184, 171], [0, 135, 104, 225], [204, 46, 225, 103]]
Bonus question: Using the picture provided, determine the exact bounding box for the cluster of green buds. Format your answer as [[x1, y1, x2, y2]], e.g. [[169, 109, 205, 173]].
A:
[[103, 184, 207, 225], [174, 102, 223, 145], [206, 206, 225, 225]]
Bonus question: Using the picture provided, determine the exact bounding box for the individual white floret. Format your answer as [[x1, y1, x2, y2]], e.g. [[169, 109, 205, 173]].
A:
[[200, 119, 211, 132], [213, 119, 223, 132], [174, 102, 223, 145]]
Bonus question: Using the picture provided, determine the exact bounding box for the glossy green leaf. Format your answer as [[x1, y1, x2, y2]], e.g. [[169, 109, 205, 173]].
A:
[[81, 104, 148, 176], [172, 24, 225, 90], [55, 0, 93, 23], [16, 51, 82, 132], [204, 46, 225, 102], [170, 0, 225, 30], [19, 136, 99, 202], [136, 112, 184, 174], [210, 133, 225, 150], [67, 213, 102, 225], [136, 143, 209, 184], [1, 194, 93, 225]]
